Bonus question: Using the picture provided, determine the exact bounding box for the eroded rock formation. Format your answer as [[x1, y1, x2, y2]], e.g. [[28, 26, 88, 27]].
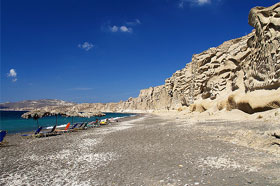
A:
[[112, 3, 280, 113], [129, 3, 279, 113], [46, 3, 280, 114], [244, 3, 280, 91]]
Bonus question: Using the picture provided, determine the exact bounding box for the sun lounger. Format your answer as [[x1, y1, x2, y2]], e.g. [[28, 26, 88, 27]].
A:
[[68, 123, 80, 132], [87, 121, 97, 128], [70, 123, 79, 130], [55, 123, 71, 133], [100, 120, 108, 125], [73, 123, 88, 131], [77, 123, 84, 128], [80, 123, 88, 130], [0, 131, 8, 146], [87, 121, 100, 127], [21, 127, 43, 138], [88, 119, 100, 127], [95, 120, 101, 127], [38, 125, 60, 137]]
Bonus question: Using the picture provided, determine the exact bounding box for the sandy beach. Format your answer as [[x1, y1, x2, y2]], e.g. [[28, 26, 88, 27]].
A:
[[2, 1, 280, 186], [1, 113, 279, 186]]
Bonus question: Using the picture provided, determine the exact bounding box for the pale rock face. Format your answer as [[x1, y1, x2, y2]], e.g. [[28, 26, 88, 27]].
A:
[[244, 3, 280, 91], [43, 3, 280, 114], [119, 3, 280, 113], [174, 33, 254, 106]]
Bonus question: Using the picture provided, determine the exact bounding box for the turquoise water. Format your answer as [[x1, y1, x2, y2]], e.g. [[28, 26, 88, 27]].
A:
[[0, 111, 134, 134]]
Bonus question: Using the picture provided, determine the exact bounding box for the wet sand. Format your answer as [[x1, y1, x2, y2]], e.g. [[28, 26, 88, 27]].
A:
[[0, 114, 279, 185]]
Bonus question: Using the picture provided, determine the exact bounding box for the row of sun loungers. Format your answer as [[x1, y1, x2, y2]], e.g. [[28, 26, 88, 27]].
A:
[[25, 120, 106, 137], [21, 122, 87, 138], [0, 119, 111, 145]]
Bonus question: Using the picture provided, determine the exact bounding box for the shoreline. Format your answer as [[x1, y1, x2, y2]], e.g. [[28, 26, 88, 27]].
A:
[[3, 113, 142, 136], [0, 111, 139, 135], [3, 107, 280, 137]]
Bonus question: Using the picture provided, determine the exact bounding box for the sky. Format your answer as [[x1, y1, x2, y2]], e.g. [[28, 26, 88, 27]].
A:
[[1, 0, 279, 103]]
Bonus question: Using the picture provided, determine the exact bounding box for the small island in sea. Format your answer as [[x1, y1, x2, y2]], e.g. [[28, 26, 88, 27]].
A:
[[1, 1, 280, 185]]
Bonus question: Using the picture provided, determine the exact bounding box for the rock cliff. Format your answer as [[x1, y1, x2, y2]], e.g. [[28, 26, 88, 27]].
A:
[[45, 3, 280, 114], [107, 2, 280, 114]]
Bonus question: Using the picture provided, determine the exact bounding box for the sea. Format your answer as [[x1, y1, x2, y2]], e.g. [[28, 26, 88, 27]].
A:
[[0, 111, 135, 134]]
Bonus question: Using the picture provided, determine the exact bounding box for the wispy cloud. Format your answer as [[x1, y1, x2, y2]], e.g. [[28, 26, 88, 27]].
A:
[[178, 1, 184, 8], [197, 0, 211, 5], [178, 0, 211, 8], [126, 19, 141, 26], [7, 69, 17, 82], [78, 42, 94, 51]]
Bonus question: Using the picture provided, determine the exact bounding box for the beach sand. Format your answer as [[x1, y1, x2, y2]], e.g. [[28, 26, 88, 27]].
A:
[[0, 113, 280, 185]]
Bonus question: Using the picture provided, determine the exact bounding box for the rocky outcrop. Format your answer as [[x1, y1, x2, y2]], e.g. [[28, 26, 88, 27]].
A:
[[165, 33, 254, 108], [38, 3, 280, 114], [115, 3, 280, 114]]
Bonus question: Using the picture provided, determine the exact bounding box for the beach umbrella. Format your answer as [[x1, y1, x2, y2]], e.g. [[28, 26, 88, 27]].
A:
[[21, 110, 52, 128]]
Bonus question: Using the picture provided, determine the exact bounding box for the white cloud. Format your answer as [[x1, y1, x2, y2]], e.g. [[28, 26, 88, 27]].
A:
[[109, 25, 133, 33], [120, 26, 133, 33], [78, 42, 94, 51], [110, 25, 119, 32], [108, 19, 140, 33], [8, 69, 17, 77], [178, 0, 211, 8], [7, 69, 17, 82]]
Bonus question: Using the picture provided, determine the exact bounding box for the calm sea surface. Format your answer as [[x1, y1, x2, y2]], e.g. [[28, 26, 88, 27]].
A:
[[0, 111, 134, 134]]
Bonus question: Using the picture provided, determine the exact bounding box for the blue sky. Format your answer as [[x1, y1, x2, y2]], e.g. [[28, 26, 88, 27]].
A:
[[1, 0, 278, 103]]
